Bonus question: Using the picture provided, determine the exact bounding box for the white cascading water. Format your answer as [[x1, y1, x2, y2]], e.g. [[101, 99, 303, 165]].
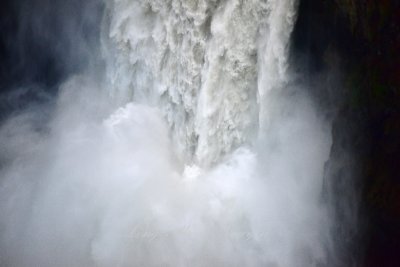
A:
[[0, 0, 335, 266], [105, 0, 299, 166]]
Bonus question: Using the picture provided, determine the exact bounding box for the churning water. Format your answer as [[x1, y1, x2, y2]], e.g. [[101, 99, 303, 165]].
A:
[[0, 0, 338, 266]]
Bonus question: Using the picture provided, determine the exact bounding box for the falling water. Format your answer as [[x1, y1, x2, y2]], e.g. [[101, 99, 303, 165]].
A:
[[104, 0, 299, 166], [0, 0, 336, 266]]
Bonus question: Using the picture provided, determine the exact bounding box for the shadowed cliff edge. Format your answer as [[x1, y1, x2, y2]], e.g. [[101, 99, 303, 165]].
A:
[[292, 0, 400, 266]]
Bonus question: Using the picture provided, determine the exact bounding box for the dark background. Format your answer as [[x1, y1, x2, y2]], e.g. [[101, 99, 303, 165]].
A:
[[292, 0, 400, 266], [0, 0, 399, 266], [0, 0, 103, 120]]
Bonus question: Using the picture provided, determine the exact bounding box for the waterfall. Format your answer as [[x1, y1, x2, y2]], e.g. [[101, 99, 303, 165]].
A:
[[0, 0, 336, 266], [105, 0, 298, 166]]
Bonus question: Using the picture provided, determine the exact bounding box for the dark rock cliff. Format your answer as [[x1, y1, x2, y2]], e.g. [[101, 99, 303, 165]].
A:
[[292, 0, 400, 266]]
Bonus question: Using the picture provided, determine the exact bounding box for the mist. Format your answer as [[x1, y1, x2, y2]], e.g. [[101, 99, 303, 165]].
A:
[[0, 0, 352, 266]]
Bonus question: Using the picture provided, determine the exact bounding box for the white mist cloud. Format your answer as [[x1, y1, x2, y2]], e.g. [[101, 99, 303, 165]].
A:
[[0, 0, 336, 266], [0, 74, 333, 266]]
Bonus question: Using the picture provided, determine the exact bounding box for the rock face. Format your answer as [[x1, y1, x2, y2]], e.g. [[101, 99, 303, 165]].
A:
[[292, 0, 400, 265]]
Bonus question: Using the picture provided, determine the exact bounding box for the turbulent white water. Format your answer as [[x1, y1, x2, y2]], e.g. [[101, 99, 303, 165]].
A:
[[0, 0, 335, 266], [105, 0, 299, 166]]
